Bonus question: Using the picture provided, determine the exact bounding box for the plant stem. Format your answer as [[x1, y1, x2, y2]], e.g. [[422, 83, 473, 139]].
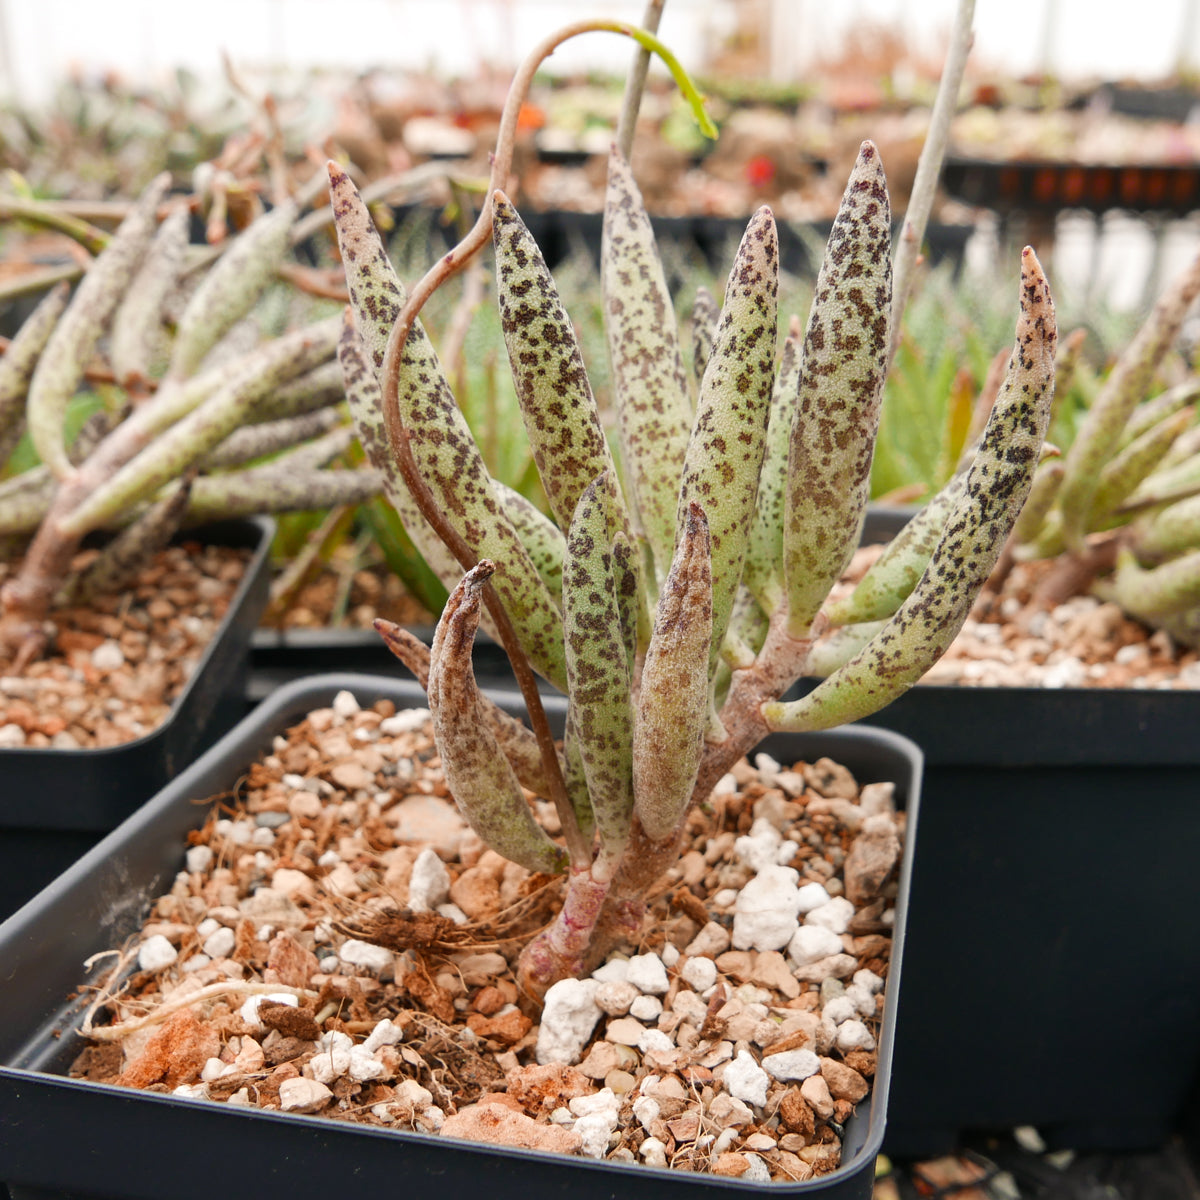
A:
[[617, 0, 665, 162], [888, 0, 975, 370]]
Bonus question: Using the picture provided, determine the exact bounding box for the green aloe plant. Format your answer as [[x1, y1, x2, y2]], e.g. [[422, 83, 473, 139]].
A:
[[331, 14, 1058, 995], [0, 178, 382, 670]]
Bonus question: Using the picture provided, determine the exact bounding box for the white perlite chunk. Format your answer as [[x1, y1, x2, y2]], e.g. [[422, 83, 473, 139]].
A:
[[571, 1087, 621, 1155], [338, 939, 394, 975], [789, 924, 844, 966], [732, 865, 801, 951], [591, 958, 630, 984], [310, 1031, 354, 1083], [796, 881, 831, 914], [379, 708, 431, 735], [332, 690, 360, 717], [536, 979, 603, 1065], [632, 1095, 660, 1129], [408, 847, 451, 911], [363, 1019, 404, 1054], [349, 1044, 388, 1082], [137, 935, 178, 972], [202, 927, 236, 960], [626, 952, 669, 995], [239, 992, 298, 1026], [682, 956, 718, 992], [822, 996, 858, 1025], [734, 819, 783, 872], [836, 1019, 877, 1052], [595, 980, 639, 1016], [185, 845, 213, 873], [722, 1049, 769, 1107], [629, 995, 663, 1022], [854, 968, 884, 994], [762, 1048, 821, 1082], [639, 1137, 668, 1167], [804, 896, 855, 934]]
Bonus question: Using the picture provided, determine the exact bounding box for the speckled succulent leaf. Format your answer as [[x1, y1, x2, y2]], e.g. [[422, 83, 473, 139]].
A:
[[743, 326, 802, 613], [1051, 327, 1087, 420], [168, 200, 298, 379], [562, 471, 635, 861], [493, 191, 626, 535], [0, 468, 54, 535], [73, 474, 194, 602], [678, 205, 777, 675], [1011, 457, 1065, 545], [1121, 438, 1200, 513], [691, 286, 719, 387], [327, 165, 414, 375], [111, 208, 189, 389], [610, 530, 645, 674], [27, 173, 170, 479], [202, 409, 345, 471], [427, 562, 569, 876], [633, 502, 713, 842], [767, 247, 1055, 731], [824, 471, 966, 626], [806, 618, 889, 677], [374, 619, 563, 799], [183, 465, 382, 524], [255, 361, 346, 424], [1112, 546, 1200, 620], [394, 315, 569, 690], [782, 143, 892, 637], [1133, 492, 1200, 560], [602, 145, 693, 581], [562, 716, 598, 853], [59, 317, 341, 537], [1089, 406, 1195, 522], [336, 311, 466, 597], [0, 282, 68, 439], [494, 480, 565, 609], [1057, 247, 1200, 548], [330, 172, 567, 690], [1120, 379, 1200, 449]]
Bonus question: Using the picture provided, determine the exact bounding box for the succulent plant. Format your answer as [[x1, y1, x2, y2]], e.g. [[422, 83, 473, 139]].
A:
[[951, 245, 1200, 647], [0, 176, 382, 670], [330, 15, 1058, 995]]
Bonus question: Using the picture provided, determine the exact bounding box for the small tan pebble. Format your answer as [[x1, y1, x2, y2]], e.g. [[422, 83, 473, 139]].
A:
[[715, 950, 754, 980], [604, 1016, 646, 1045], [819, 1057, 868, 1102], [604, 1069, 636, 1094], [595, 980, 639, 1016], [577, 1041, 622, 1080], [802, 758, 858, 799], [749, 950, 800, 999], [712, 1153, 751, 1177], [449, 866, 501, 920], [799, 1142, 842, 1172], [471, 986, 508, 1016], [685, 922, 731, 958], [465, 1008, 531, 1045], [279, 1077, 334, 1113], [799, 1074, 834, 1119], [270, 868, 315, 900], [441, 1103, 583, 1155]]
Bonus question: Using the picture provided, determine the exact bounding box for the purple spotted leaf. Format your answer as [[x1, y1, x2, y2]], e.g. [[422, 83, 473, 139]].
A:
[[782, 141, 892, 637]]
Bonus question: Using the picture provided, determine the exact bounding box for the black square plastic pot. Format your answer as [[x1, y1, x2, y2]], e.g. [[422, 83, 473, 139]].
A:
[[0, 517, 272, 919], [835, 506, 1200, 1156], [0, 673, 921, 1200]]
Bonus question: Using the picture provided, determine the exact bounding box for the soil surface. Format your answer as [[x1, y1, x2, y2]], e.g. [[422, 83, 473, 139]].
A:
[[70, 692, 904, 1182], [0, 541, 250, 748], [262, 561, 431, 632]]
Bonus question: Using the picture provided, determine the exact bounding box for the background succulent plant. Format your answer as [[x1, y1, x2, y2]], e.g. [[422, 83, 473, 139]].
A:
[[331, 14, 1057, 995], [0, 175, 383, 669]]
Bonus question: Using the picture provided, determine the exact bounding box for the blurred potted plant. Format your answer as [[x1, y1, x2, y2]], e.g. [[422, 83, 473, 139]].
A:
[[0, 172, 382, 915]]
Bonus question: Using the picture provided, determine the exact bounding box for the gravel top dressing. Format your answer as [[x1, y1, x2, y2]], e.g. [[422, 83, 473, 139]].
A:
[[70, 688, 905, 1183]]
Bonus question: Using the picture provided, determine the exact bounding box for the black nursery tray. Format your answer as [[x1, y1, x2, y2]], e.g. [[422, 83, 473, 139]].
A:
[[0, 673, 921, 1200], [842, 505, 1200, 1156], [0, 517, 272, 918]]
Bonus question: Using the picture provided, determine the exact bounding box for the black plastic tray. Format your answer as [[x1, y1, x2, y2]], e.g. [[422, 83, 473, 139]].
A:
[[0, 518, 272, 917], [839, 505, 1200, 1154], [0, 673, 921, 1200]]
